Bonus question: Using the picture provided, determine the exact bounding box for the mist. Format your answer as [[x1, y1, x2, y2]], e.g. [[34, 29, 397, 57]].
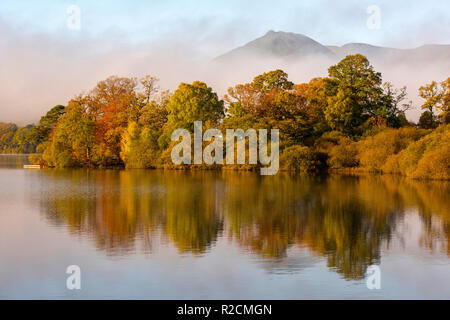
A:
[[0, 19, 448, 125]]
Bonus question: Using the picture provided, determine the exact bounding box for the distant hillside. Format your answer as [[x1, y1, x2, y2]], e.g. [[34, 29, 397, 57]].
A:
[[327, 43, 450, 63], [217, 30, 450, 64], [216, 31, 335, 61]]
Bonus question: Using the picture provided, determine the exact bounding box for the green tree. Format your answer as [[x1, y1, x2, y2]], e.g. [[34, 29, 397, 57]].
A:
[[159, 81, 224, 148], [325, 88, 356, 133], [120, 122, 161, 168], [28, 105, 66, 146], [418, 111, 437, 129], [41, 100, 96, 167], [0, 123, 18, 153], [12, 124, 36, 153], [253, 69, 293, 92], [293, 77, 333, 138], [0, 123, 37, 153], [224, 70, 309, 147], [325, 54, 384, 135]]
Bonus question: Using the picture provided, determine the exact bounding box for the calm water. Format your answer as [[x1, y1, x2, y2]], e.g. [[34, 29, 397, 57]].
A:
[[0, 154, 449, 299]]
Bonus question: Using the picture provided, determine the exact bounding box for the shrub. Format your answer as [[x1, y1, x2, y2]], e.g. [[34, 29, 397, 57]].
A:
[[327, 137, 359, 168], [394, 124, 450, 179], [413, 146, 450, 180], [280, 145, 324, 172], [357, 127, 427, 172], [381, 153, 401, 173]]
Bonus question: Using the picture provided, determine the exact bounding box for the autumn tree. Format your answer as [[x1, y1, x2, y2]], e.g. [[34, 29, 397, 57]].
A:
[[419, 81, 442, 114], [223, 83, 260, 131], [224, 70, 310, 146], [139, 89, 170, 129], [292, 77, 338, 142], [0, 123, 38, 153], [12, 125, 36, 153], [121, 86, 170, 168], [89, 76, 142, 165], [419, 78, 450, 125], [441, 78, 450, 124], [120, 122, 160, 168], [0, 123, 18, 153], [159, 81, 224, 148], [40, 99, 96, 167], [225, 69, 298, 120]]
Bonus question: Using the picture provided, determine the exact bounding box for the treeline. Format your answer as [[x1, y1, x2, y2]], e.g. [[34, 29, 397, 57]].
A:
[[0, 123, 36, 153], [0, 105, 65, 154], [7, 54, 448, 179]]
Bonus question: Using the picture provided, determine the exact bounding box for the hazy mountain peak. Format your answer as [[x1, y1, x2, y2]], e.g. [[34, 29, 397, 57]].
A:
[[218, 31, 450, 64], [216, 30, 335, 61]]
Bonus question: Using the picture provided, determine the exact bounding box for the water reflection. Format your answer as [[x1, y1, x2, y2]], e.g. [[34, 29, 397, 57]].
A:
[[33, 169, 450, 280], [0, 154, 29, 168]]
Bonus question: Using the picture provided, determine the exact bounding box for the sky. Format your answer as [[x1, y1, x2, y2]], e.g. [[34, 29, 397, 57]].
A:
[[1, 0, 449, 49], [0, 0, 449, 124]]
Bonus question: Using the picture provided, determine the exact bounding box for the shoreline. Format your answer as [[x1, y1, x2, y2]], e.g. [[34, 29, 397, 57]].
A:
[[22, 163, 450, 181], [6, 153, 448, 181]]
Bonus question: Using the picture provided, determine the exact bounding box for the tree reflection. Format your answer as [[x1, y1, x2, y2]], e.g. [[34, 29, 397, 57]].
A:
[[221, 174, 400, 279], [163, 172, 224, 254], [38, 169, 450, 279]]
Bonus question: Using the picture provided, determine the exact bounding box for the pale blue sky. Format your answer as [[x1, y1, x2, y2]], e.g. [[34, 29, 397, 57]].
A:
[[1, 0, 449, 49]]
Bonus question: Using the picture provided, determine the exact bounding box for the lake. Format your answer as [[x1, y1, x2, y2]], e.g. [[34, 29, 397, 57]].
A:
[[0, 154, 449, 299]]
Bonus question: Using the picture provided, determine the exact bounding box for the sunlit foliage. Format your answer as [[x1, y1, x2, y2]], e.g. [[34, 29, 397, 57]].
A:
[[2, 54, 444, 180], [357, 127, 427, 172]]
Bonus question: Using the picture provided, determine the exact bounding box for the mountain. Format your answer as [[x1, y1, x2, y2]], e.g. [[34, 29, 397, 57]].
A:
[[216, 30, 335, 61], [327, 43, 450, 63], [216, 30, 450, 64], [326, 43, 399, 58]]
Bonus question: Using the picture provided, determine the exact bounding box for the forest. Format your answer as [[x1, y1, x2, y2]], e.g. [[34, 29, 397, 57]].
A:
[[1, 54, 449, 179]]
